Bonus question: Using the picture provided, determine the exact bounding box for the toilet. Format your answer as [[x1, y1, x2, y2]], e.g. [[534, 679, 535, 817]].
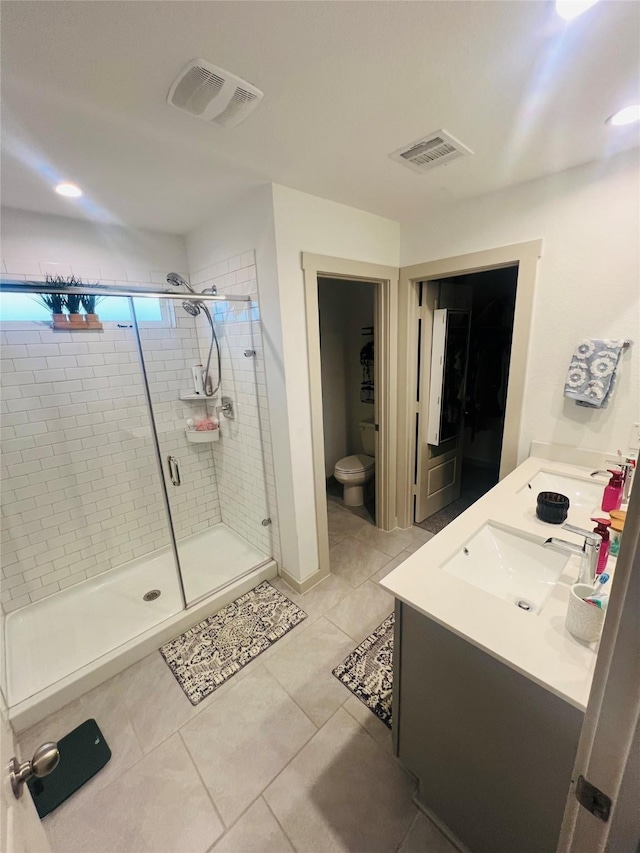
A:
[[334, 419, 375, 507]]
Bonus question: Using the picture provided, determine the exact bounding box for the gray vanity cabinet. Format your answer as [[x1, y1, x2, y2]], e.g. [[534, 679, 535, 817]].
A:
[[392, 600, 584, 853]]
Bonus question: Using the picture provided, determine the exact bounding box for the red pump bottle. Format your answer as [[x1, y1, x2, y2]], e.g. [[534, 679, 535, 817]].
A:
[[601, 469, 623, 512]]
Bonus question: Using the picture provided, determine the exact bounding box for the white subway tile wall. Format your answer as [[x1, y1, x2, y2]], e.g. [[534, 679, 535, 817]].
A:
[[191, 253, 281, 564], [1, 322, 174, 612]]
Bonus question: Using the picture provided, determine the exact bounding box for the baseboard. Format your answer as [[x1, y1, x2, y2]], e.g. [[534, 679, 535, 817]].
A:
[[412, 794, 472, 853], [279, 565, 330, 594]]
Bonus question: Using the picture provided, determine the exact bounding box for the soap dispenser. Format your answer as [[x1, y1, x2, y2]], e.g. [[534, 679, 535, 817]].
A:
[[591, 518, 611, 574], [601, 469, 624, 512]]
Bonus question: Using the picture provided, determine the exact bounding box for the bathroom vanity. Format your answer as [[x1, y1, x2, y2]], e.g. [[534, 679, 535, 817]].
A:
[[381, 456, 613, 853]]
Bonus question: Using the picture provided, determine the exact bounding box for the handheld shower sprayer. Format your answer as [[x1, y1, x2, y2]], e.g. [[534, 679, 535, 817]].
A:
[[166, 273, 221, 397], [167, 272, 194, 292]]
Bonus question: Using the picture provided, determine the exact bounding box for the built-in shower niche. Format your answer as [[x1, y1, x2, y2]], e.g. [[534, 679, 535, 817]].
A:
[[0, 278, 275, 725]]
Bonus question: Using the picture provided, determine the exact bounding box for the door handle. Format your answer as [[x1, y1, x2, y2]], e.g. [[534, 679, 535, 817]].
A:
[[166, 455, 181, 487], [10, 742, 60, 799]]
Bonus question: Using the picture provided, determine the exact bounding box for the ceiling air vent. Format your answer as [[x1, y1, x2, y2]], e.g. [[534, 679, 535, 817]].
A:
[[167, 59, 263, 128], [390, 130, 473, 174]]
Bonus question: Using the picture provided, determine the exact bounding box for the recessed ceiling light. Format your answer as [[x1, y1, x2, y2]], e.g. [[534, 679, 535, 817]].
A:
[[55, 183, 83, 198], [555, 0, 600, 21], [607, 105, 640, 127]]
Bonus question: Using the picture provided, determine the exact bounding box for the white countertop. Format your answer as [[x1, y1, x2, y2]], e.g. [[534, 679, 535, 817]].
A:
[[381, 456, 616, 712]]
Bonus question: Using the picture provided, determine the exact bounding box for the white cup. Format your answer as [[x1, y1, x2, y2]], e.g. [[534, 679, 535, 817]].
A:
[[566, 583, 605, 643]]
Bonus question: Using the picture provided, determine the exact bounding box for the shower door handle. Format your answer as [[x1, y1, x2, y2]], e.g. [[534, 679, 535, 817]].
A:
[[166, 455, 181, 487]]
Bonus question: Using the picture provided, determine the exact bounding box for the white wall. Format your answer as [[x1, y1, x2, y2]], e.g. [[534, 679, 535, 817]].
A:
[[1, 207, 188, 281], [401, 149, 640, 462], [271, 184, 400, 582], [318, 281, 348, 477], [343, 283, 376, 454]]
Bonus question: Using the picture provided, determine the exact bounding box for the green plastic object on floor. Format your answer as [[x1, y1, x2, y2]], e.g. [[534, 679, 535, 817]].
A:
[[27, 718, 111, 819]]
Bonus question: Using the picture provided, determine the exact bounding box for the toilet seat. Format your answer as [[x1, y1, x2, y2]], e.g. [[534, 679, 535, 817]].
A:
[[335, 454, 375, 475]]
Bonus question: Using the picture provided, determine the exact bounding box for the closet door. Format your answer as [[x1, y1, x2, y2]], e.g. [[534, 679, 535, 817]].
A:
[[414, 284, 470, 523]]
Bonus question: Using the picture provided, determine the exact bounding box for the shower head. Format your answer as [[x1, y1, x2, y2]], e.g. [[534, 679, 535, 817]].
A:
[[182, 300, 200, 317], [167, 272, 195, 293]]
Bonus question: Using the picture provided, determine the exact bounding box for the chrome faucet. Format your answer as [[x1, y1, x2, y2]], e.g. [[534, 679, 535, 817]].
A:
[[544, 523, 602, 585]]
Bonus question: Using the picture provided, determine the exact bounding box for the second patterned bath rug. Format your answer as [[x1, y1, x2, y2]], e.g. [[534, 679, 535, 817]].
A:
[[160, 581, 307, 705], [332, 613, 394, 728]]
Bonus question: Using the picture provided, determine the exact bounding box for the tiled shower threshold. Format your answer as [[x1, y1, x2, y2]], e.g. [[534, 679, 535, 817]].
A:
[[5, 523, 275, 731]]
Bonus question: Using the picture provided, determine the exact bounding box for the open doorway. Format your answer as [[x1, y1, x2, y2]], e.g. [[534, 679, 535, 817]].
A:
[[319, 277, 377, 526], [414, 265, 518, 533]]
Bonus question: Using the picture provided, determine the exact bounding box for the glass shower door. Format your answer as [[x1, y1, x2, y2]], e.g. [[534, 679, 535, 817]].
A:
[[0, 293, 185, 708], [133, 294, 272, 606]]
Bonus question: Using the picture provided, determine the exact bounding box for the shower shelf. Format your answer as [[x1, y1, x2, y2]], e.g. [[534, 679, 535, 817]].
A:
[[179, 392, 217, 401], [185, 429, 220, 443]]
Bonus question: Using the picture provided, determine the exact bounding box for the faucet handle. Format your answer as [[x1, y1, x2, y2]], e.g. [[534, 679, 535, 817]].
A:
[[562, 523, 601, 544]]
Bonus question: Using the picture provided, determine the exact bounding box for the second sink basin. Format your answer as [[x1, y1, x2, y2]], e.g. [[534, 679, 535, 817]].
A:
[[520, 471, 603, 512], [441, 523, 569, 613]]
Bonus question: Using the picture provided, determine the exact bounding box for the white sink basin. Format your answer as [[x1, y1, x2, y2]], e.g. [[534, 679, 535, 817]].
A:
[[519, 471, 603, 512], [441, 523, 569, 613]]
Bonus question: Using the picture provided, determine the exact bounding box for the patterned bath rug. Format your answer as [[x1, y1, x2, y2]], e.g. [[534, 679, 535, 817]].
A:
[[160, 581, 307, 705], [332, 613, 394, 729]]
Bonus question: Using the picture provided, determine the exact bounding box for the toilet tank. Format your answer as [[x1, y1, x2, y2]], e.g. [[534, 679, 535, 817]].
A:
[[359, 418, 376, 456]]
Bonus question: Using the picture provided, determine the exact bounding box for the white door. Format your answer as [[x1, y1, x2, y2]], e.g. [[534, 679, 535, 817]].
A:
[[557, 485, 640, 853], [414, 282, 471, 523], [1, 692, 52, 853]]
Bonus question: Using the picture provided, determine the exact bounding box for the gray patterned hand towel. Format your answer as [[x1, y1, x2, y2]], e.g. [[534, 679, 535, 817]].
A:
[[564, 339, 624, 408]]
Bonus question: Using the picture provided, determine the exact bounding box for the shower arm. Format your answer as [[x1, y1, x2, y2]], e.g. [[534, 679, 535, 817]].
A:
[[0, 281, 251, 303]]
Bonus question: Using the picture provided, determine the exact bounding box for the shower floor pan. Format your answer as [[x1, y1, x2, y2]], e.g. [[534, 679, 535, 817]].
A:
[[5, 523, 275, 730]]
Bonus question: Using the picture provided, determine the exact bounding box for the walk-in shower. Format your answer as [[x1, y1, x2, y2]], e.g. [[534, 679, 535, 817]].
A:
[[0, 278, 275, 728]]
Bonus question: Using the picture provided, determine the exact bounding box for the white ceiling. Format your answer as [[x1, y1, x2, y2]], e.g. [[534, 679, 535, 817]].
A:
[[2, 1, 639, 235]]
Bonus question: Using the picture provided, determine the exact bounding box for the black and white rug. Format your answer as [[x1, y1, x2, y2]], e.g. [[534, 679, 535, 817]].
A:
[[332, 613, 394, 729], [160, 581, 307, 705]]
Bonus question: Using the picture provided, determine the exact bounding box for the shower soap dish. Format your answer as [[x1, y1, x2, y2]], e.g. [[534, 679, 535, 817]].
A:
[[185, 428, 220, 443], [179, 392, 217, 401]]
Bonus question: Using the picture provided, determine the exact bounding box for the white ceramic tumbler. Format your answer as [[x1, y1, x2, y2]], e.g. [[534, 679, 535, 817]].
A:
[[566, 583, 605, 643]]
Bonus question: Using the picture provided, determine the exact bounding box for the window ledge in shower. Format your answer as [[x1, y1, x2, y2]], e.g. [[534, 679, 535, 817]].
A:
[[185, 428, 220, 443]]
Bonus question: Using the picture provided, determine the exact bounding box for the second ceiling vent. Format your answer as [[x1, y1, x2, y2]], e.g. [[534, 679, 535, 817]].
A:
[[167, 59, 263, 128], [390, 130, 473, 174]]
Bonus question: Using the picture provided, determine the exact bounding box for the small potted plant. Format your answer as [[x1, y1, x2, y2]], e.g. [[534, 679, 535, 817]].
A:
[[80, 292, 104, 329], [65, 290, 84, 326], [33, 290, 67, 329]]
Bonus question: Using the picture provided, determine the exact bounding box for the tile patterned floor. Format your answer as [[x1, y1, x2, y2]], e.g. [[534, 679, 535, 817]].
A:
[[19, 509, 452, 853]]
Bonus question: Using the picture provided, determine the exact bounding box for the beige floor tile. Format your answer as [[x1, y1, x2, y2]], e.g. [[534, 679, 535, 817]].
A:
[[271, 573, 354, 622], [353, 525, 420, 558], [404, 527, 435, 554], [370, 550, 414, 585], [327, 507, 368, 542], [263, 616, 356, 727], [398, 811, 460, 853], [44, 734, 223, 853], [330, 536, 389, 587], [117, 650, 201, 754], [18, 675, 143, 798], [342, 694, 393, 755], [325, 580, 393, 642], [264, 708, 416, 853], [181, 665, 316, 826], [211, 797, 294, 853]]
